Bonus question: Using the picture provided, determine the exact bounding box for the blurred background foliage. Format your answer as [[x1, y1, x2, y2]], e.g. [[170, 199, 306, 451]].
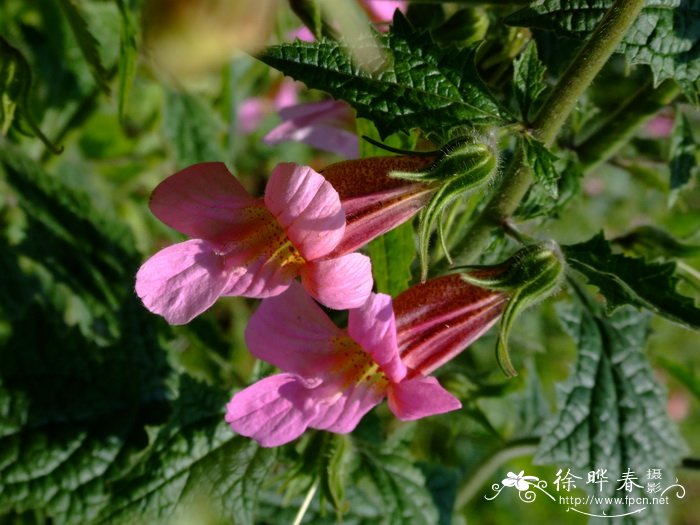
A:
[[0, 1, 699, 524]]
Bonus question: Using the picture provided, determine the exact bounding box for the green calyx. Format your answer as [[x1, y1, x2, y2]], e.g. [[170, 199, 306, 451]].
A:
[[392, 137, 498, 281], [462, 241, 566, 377]]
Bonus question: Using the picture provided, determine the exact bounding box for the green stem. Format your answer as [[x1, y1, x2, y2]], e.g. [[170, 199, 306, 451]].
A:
[[455, 437, 540, 510], [452, 0, 646, 265], [577, 78, 680, 172]]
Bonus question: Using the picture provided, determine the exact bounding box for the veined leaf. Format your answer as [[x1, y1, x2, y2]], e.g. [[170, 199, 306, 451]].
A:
[[56, 0, 111, 93], [259, 11, 509, 138], [564, 233, 700, 330], [0, 146, 172, 524], [512, 40, 547, 122], [522, 134, 559, 198], [96, 376, 276, 525], [506, 0, 700, 87], [354, 444, 439, 525], [669, 111, 697, 199], [535, 304, 686, 521]]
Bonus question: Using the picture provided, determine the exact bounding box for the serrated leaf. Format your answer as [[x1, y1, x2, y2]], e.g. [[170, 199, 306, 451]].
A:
[[522, 134, 559, 198], [97, 376, 276, 525], [564, 233, 700, 329], [506, 0, 700, 87], [164, 90, 226, 166], [513, 40, 547, 122], [56, 0, 111, 93], [516, 149, 583, 220], [354, 445, 439, 525], [669, 111, 697, 198], [259, 11, 508, 138], [535, 304, 686, 522], [0, 146, 172, 524]]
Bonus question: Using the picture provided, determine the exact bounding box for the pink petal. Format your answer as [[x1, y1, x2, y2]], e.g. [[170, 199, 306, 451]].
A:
[[149, 162, 256, 242], [288, 26, 315, 42], [221, 254, 296, 299], [225, 374, 320, 447], [264, 100, 359, 158], [300, 253, 373, 310], [387, 376, 461, 421], [347, 293, 406, 382], [264, 163, 345, 260], [272, 79, 301, 109], [363, 0, 405, 22], [245, 284, 343, 377], [307, 381, 385, 433], [237, 98, 267, 134], [135, 239, 233, 325]]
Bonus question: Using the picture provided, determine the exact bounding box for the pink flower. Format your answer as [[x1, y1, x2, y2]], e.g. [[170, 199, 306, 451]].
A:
[[225, 284, 461, 447], [362, 0, 405, 23], [238, 78, 299, 134], [135, 162, 373, 324], [264, 99, 359, 158]]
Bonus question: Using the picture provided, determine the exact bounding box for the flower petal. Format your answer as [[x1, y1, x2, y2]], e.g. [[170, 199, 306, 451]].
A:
[[387, 376, 461, 421], [135, 239, 233, 324], [347, 293, 406, 382], [225, 374, 319, 447], [245, 284, 343, 377], [264, 163, 346, 260], [222, 255, 296, 299], [300, 253, 373, 310], [264, 100, 358, 158], [149, 162, 256, 242], [308, 381, 385, 433]]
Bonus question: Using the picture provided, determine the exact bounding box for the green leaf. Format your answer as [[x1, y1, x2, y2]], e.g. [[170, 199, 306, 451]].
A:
[[367, 222, 416, 296], [96, 376, 276, 525], [353, 444, 439, 525], [535, 304, 686, 521], [522, 134, 559, 198], [516, 149, 582, 220], [512, 40, 547, 122], [258, 11, 508, 138], [116, 0, 139, 122], [56, 0, 111, 93], [669, 111, 697, 199], [564, 233, 700, 329], [0, 145, 172, 524], [164, 90, 226, 166], [506, 0, 700, 87]]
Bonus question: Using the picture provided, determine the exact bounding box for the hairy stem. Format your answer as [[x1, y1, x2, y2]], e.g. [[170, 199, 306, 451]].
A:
[[452, 0, 646, 265], [455, 437, 540, 510], [577, 78, 680, 172]]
